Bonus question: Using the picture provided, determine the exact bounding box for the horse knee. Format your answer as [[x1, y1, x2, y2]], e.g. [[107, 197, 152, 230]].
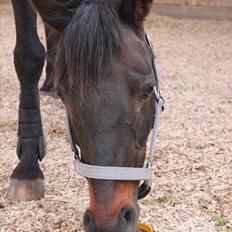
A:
[[14, 38, 45, 84]]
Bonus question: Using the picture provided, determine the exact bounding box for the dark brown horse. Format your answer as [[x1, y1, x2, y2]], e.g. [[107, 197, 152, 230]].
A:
[[7, 0, 158, 231]]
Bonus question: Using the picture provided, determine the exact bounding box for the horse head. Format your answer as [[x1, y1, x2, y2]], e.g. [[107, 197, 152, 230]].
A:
[[54, 1, 158, 231]]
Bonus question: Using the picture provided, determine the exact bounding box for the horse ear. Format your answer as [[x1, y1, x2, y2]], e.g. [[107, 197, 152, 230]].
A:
[[119, 0, 153, 25]]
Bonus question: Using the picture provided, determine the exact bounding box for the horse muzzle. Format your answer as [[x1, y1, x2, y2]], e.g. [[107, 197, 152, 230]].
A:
[[83, 206, 138, 232]]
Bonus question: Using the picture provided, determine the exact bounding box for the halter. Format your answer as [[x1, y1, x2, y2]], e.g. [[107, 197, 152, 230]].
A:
[[65, 34, 164, 199]]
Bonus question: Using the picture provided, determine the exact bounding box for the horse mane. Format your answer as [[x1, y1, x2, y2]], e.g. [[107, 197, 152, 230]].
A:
[[54, 0, 122, 96]]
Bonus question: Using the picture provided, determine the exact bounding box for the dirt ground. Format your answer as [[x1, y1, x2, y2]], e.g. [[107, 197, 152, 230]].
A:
[[0, 3, 232, 232]]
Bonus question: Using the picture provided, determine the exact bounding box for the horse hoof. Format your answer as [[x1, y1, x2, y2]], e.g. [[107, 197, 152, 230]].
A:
[[6, 178, 44, 201]]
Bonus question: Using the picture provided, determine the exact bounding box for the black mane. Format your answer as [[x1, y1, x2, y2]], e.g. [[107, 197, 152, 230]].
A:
[[54, 0, 122, 95]]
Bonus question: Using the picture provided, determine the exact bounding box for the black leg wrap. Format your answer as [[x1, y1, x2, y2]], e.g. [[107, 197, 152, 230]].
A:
[[17, 106, 46, 161]]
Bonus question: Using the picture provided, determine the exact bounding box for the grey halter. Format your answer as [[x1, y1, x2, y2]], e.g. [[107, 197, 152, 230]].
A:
[[65, 34, 164, 199]]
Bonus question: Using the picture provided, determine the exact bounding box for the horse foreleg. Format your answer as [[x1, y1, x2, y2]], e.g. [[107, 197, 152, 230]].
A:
[[7, 0, 46, 201]]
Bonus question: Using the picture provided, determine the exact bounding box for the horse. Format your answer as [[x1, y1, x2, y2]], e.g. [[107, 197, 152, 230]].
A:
[[7, 0, 161, 231]]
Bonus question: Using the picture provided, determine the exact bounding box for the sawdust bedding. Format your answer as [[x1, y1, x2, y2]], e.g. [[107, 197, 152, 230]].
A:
[[0, 3, 231, 232]]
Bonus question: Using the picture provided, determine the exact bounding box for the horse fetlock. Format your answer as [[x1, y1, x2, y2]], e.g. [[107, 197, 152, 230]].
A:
[[11, 155, 44, 180]]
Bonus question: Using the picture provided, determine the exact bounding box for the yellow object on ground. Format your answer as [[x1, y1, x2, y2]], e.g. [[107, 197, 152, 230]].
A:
[[138, 223, 154, 232]]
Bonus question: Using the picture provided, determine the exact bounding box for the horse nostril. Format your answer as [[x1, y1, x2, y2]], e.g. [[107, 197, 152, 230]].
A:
[[121, 207, 136, 225], [83, 209, 94, 227], [124, 210, 132, 223]]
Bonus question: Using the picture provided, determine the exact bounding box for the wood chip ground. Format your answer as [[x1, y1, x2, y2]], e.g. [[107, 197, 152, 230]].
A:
[[0, 3, 231, 232]]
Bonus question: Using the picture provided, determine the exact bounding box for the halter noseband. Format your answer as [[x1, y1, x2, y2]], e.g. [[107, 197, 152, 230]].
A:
[[65, 34, 164, 199]]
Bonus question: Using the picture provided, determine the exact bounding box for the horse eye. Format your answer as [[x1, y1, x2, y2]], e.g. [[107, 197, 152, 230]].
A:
[[141, 86, 154, 100]]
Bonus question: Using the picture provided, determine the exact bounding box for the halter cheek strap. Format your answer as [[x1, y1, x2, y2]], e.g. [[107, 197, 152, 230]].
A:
[[65, 33, 164, 199]]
